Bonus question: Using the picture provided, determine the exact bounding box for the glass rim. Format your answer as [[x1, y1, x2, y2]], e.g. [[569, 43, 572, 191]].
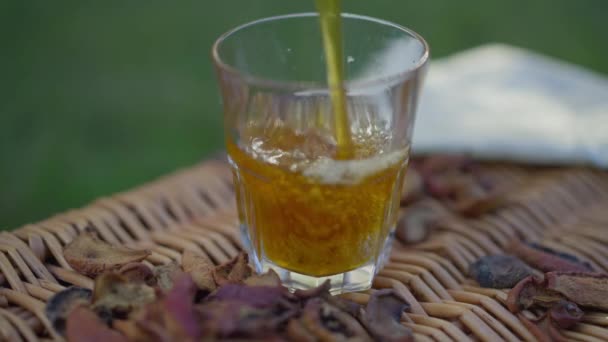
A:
[[211, 12, 430, 91]]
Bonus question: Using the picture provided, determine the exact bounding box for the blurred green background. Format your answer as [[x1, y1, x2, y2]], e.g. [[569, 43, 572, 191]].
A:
[[1, 0, 607, 230]]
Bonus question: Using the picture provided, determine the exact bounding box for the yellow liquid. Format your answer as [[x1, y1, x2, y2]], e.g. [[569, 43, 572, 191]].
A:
[[228, 127, 407, 276]]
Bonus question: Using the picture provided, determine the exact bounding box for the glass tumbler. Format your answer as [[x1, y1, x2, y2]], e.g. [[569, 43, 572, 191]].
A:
[[213, 13, 428, 293]]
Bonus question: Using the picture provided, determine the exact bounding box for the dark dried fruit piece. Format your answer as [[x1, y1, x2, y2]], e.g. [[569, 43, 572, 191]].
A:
[[66, 306, 128, 342], [518, 300, 583, 342], [360, 289, 413, 342], [295, 298, 370, 341], [507, 241, 592, 273], [469, 255, 533, 288], [126, 274, 202, 341], [199, 300, 293, 338], [64, 232, 150, 278], [213, 252, 253, 285], [181, 250, 216, 292], [92, 273, 156, 321], [548, 300, 584, 329], [209, 284, 289, 308], [45, 287, 92, 336]]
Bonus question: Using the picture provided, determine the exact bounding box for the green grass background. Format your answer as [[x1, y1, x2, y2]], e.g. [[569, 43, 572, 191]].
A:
[[1, 0, 607, 230]]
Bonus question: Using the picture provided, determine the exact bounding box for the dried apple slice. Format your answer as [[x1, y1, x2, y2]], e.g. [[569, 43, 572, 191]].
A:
[[64, 232, 150, 278], [181, 250, 216, 292]]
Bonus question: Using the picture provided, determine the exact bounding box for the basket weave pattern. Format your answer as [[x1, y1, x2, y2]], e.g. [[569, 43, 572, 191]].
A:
[[0, 159, 607, 341]]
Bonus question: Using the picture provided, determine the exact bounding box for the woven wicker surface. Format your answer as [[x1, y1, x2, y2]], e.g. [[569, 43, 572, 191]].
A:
[[1, 158, 607, 341]]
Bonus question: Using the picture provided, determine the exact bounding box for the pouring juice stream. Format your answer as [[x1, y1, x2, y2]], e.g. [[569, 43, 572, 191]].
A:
[[315, 0, 352, 159]]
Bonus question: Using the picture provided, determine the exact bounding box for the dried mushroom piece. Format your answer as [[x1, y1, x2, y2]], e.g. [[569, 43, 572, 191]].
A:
[[92, 272, 156, 321], [66, 306, 128, 342], [518, 300, 583, 342], [213, 252, 253, 285], [469, 255, 533, 288], [181, 250, 216, 292], [45, 287, 92, 336], [507, 241, 592, 273], [360, 289, 413, 342], [64, 232, 151, 278]]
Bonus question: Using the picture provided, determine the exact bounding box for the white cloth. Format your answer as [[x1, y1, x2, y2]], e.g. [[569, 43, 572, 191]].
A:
[[412, 44, 608, 168]]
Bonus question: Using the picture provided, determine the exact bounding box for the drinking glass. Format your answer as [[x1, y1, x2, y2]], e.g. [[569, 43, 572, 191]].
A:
[[213, 13, 429, 293]]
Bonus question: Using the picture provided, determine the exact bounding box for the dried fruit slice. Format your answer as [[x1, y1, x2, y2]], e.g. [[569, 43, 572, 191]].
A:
[[45, 287, 92, 336], [244, 269, 281, 287], [181, 250, 216, 292], [360, 289, 413, 342], [92, 273, 156, 321], [507, 272, 608, 312], [545, 272, 608, 310], [64, 232, 150, 278], [154, 262, 182, 291], [213, 252, 253, 285], [118, 262, 155, 286]]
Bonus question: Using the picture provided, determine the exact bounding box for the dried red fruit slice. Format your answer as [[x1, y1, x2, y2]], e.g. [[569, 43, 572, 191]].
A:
[[66, 306, 128, 342]]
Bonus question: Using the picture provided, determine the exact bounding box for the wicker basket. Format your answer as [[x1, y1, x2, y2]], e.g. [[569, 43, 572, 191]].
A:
[[1, 158, 607, 341]]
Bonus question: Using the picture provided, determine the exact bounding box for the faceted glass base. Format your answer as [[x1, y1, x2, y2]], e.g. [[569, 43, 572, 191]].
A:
[[258, 259, 376, 295], [240, 224, 396, 294]]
